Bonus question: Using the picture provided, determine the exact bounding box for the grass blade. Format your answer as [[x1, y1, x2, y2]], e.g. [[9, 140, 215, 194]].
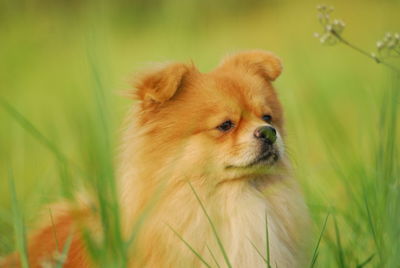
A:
[[309, 213, 330, 268], [333, 216, 345, 268], [356, 254, 375, 268], [55, 232, 73, 268], [265, 211, 271, 268], [0, 100, 77, 199], [8, 168, 29, 268], [84, 40, 127, 267], [167, 224, 212, 268], [188, 182, 232, 268], [362, 188, 382, 263], [248, 239, 268, 264], [0, 100, 63, 159], [49, 208, 60, 253], [206, 245, 221, 268]]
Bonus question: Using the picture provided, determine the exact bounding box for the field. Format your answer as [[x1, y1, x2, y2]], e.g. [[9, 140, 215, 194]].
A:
[[0, 0, 399, 267]]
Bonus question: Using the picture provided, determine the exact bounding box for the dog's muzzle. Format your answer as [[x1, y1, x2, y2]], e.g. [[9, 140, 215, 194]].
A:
[[251, 125, 279, 166]]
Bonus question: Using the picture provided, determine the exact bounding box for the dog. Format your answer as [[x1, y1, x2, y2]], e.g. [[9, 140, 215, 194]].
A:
[[1, 50, 309, 267]]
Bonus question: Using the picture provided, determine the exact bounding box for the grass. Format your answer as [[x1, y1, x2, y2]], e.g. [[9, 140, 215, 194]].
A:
[[0, 0, 399, 267], [309, 213, 330, 268], [8, 169, 29, 268], [188, 182, 233, 268], [54, 232, 73, 268], [167, 224, 213, 268]]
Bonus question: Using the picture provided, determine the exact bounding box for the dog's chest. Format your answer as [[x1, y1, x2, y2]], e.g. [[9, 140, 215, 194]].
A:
[[136, 183, 300, 268], [202, 187, 296, 268]]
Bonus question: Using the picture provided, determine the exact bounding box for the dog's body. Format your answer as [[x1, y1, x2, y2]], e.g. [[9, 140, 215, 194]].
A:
[[1, 50, 309, 268], [120, 169, 308, 268]]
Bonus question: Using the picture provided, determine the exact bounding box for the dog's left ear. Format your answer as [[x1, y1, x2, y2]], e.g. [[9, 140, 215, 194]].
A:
[[217, 50, 282, 81]]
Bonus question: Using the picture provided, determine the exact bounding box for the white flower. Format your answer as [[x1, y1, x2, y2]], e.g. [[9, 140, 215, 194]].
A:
[[387, 40, 396, 48], [384, 32, 392, 41], [320, 34, 329, 44], [376, 41, 384, 49], [331, 19, 345, 33]]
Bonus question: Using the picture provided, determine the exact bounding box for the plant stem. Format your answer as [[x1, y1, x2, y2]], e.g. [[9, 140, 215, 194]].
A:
[[331, 30, 400, 73]]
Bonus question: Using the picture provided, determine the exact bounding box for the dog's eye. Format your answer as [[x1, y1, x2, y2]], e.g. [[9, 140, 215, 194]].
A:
[[217, 120, 234, 132], [262, 114, 272, 123]]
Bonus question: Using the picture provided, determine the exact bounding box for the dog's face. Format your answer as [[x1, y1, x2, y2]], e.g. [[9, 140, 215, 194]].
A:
[[133, 51, 285, 184]]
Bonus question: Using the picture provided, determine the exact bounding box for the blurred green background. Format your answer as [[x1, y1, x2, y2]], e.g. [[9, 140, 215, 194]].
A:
[[0, 0, 399, 267]]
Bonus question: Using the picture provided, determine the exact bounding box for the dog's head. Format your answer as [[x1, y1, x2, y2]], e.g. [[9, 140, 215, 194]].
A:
[[132, 50, 285, 184]]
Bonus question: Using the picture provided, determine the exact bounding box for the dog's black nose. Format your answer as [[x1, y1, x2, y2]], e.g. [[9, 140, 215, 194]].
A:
[[254, 126, 277, 144]]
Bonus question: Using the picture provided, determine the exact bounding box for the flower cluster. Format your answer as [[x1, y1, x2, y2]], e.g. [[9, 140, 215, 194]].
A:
[[314, 5, 346, 45], [376, 32, 400, 58], [314, 5, 399, 72]]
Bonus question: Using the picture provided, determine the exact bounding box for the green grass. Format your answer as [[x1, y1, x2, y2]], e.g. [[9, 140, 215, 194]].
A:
[[8, 169, 29, 268], [189, 182, 233, 268], [310, 213, 330, 268], [0, 0, 399, 267], [167, 224, 213, 268]]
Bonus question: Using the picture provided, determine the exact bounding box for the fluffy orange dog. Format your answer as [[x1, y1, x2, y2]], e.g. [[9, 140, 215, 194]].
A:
[[2, 50, 309, 267]]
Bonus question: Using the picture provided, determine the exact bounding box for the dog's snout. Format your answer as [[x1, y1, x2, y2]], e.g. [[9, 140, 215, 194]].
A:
[[254, 126, 277, 144]]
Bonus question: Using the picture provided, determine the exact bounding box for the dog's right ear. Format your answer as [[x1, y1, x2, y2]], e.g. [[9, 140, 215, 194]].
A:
[[133, 62, 192, 107]]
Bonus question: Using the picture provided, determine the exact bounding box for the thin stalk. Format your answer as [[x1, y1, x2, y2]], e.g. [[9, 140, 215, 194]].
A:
[[206, 245, 221, 268], [249, 239, 268, 264], [309, 213, 330, 268], [49, 208, 60, 253], [331, 30, 400, 73], [265, 212, 272, 268], [363, 191, 383, 264], [167, 224, 212, 268], [356, 254, 375, 268], [55, 232, 73, 268], [333, 216, 345, 268], [8, 169, 29, 268]]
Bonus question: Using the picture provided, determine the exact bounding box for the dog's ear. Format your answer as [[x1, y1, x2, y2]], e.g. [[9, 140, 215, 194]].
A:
[[134, 62, 192, 105], [217, 50, 282, 81]]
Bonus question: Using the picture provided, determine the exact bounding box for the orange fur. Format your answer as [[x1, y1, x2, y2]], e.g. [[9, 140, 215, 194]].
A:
[[26, 215, 88, 267], [1, 50, 310, 268], [1, 204, 91, 267]]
